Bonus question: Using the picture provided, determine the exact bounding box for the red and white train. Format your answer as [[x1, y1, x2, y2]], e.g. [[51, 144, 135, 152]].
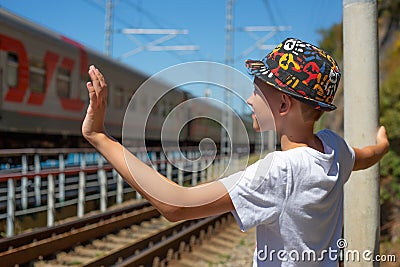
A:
[[0, 8, 255, 151]]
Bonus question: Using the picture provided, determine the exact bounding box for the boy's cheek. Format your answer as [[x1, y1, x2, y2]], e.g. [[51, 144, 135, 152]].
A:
[[257, 110, 275, 132]]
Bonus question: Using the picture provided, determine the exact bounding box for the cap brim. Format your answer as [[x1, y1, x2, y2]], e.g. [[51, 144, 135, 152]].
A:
[[245, 59, 336, 111]]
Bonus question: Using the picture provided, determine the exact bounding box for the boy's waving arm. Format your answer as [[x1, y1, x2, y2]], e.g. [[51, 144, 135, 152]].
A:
[[352, 126, 389, 171], [82, 65, 234, 221]]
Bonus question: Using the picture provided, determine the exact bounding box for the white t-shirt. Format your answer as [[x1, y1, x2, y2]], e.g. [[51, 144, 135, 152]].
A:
[[219, 129, 355, 267]]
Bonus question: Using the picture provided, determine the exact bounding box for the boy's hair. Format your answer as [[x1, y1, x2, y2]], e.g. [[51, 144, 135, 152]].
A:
[[245, 38, 341, 112], [299, 100, 323, 122]]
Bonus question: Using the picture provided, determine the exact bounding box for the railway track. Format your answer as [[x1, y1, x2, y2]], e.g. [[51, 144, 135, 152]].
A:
[[0, 200, 156, 266], [0, 200, 244, 267], [168, 214, 255, 267]]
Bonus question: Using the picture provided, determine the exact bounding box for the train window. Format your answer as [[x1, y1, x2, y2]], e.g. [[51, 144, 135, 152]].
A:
[[161, 100, 167, 117], [158, 100, 164, 117], [152, 97, 159, 114], [6, 53, 18, 87], [113, 87, 124, 109], [57, 67, 71, 98], [29, 60, 45, 93], [80, 79, 88, 103], [141, 95, 147, 110], [130, 98, 135, 110]]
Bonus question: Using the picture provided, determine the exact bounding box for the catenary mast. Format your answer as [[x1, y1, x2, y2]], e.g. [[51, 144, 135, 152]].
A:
[[221, 0, 234, 162]]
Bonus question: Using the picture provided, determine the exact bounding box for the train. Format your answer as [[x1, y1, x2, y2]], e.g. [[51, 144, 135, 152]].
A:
[[0, 8, 257, 152]]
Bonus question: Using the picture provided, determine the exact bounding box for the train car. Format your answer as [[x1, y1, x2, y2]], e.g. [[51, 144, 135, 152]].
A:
[[184, 97, 257, 153], [0, 8, 257, 152], [0, 8, 183, 148]]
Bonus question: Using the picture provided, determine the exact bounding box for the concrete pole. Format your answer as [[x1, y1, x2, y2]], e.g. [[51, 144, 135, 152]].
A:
[[343, 0, 380, 266]]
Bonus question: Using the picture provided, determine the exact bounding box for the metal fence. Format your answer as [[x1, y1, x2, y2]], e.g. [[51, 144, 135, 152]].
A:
[[0, 147, 239, 237]]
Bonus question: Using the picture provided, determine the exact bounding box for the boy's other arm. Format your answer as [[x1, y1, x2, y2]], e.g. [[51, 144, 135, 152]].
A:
[[82, 66, 234, 222], [352, 126, 389, 171]]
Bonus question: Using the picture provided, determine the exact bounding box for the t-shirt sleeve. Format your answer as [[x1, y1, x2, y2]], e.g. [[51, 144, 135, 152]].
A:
[[317, 129, 355, 183], [342, 139, 355, 183], [219, 153, 288, 231]]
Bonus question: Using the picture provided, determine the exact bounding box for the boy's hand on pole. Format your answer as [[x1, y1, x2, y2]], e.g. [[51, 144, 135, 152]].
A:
[[376, 126, 389, 146], [376, 126, 389, 155], [82, 65, 108, 144]]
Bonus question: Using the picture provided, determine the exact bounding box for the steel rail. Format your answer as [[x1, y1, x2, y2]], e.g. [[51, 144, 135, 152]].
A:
[[0, 200, 151, 252], [0, 202, 158, 266], [83, 213, 230, 267]]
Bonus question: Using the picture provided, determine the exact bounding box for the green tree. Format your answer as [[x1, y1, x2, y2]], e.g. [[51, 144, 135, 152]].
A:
[[379, 36, 400, 204]]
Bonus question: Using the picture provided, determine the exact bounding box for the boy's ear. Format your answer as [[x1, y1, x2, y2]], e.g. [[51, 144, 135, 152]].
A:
[[279, 94, 292, 116]]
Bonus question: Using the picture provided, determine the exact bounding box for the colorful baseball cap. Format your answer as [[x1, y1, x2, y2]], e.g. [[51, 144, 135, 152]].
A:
[[246, 37, 341, 111]]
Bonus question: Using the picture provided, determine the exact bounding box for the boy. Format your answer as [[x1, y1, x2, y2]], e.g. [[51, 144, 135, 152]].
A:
[[82, 38, 389, 266]]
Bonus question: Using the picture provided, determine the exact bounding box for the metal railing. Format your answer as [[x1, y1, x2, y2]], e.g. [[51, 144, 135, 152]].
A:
[[0, 147, 240, 237]]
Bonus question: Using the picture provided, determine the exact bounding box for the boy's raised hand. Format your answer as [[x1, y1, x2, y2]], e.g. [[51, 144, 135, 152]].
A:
[[82, 65, 108, 144]]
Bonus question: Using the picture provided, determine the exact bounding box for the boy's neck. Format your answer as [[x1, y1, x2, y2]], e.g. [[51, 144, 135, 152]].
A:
[[279, 126, 324, 153]]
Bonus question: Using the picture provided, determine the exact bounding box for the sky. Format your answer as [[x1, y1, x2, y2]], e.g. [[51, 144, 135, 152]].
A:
[[0, 0, 343, 110]]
